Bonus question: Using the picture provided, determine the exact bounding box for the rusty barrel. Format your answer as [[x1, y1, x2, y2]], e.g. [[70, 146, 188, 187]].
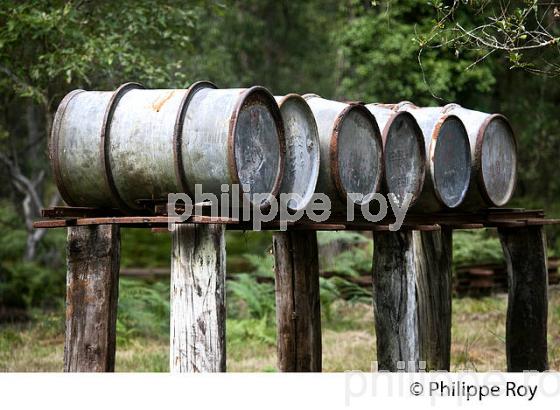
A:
[[275, 94, 320, 211], [365, 104, 426, 206], [442, 104, 517, 208], [303, 95, 383, 210], [50, 82, 285, 211], [395, 102, 472, 211]]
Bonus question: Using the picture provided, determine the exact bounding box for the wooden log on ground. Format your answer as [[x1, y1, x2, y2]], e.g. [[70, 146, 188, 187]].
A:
[[64, 225, 120, 372], [170, 224, 226, 372], [372, 228, 452, 371], [499, 226, 548, 372], [273, 231, 322, 372]]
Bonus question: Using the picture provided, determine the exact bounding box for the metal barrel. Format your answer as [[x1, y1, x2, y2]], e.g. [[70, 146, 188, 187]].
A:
[[365, 104, 426, 206], [442, 103, 517, 208], [181, 84, 285, 208], [274, 94, 320, 211], [50, 82, 144, 210], [303, 95, 383, 210], [395, 103, 472, 211], [50, 82, 285, 211]]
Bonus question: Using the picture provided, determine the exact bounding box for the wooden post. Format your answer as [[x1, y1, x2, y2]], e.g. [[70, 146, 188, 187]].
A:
[[170, 223, 226, 372], [414, 228, 453, 371], [372, 228, 452, 371], [64, 225, 120, 372], [499, 226, 548, 372], [273, 231, 322, 372]]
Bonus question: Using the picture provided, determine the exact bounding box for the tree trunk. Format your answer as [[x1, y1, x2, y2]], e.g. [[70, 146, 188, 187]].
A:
[[64, 225, 120, 372], [170, 224, 226, 372], [499, 226, 548, 372], [273, 231, 322, 372]]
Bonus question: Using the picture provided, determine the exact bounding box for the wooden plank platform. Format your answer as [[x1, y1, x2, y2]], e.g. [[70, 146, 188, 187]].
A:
[[34, 206, 560, 231]]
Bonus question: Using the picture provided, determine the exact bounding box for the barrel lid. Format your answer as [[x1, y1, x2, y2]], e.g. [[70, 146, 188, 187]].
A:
[[476, 114, 517, 206], [331, 103, 383, 205], [229, 86, 286, 210], [431, 114, 472, 208], [382, 110, 426, 205], [275, 94, 320, 211], [174, 80, 219, 196]]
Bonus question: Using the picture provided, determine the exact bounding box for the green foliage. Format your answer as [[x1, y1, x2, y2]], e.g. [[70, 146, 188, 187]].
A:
[[452, 230, 504, 269], [183, 0, 340, 95], [0, 202, 65, 309], [227, 317, 276, 347], [116, 279, 170, 346], [227, 273, 275, 321], [336, 0, 496, 105], [0, 0, 212, 102], [428, 0, 560, 76], [120, 229, 171, 268]]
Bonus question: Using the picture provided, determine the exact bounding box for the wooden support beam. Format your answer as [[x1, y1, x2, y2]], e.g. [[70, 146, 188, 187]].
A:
[[372, 229, 452, 371], [64, 225, 120, 372], [499, 226, 549, 372], [273, 231, 322, 372], [170, 224, 226, 372]]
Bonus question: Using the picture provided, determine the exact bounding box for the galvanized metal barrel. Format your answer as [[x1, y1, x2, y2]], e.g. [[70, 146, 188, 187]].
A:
[[50, 82, 285, 211], [395, 102, 472, 211], [275, 94, 320, 211], [303, 95, 383, 210], [442, 103, 517, 208], [365, 104, 426, 206], [181, 84, 285, 208]]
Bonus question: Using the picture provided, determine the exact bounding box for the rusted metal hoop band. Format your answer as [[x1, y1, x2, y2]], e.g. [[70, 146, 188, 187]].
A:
[[100, 82, 144, 212], [50, 89, 86, 206], [173, 80, 218, 197], [227, 86, 286, 208], [302, 93, 321, 101], [330, 103, 384, 205]]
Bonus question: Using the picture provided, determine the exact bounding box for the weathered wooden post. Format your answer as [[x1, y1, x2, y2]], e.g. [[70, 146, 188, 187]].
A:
[[498, 225, 548, 372], [64, 224, 120, 372], [372, 228, 452, 371], [170, 223, 226, 372], [273, 230, 322, 372]]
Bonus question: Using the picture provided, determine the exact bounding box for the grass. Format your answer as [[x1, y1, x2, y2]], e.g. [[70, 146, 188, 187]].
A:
[[1, 286, 560, 372]]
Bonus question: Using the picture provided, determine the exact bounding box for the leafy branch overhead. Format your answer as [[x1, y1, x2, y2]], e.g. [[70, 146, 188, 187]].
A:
[[421, 0, 560, 76]]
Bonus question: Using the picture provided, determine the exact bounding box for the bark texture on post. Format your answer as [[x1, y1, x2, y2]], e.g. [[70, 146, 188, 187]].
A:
[[499, 226, 548, 372], [273, 231, 322, 372], [372, 229, 452, 372], [373, 230, 419, 371], [64, 224, 120, 372], [414, 228, 453, 371], [170, 224, 226, 373]]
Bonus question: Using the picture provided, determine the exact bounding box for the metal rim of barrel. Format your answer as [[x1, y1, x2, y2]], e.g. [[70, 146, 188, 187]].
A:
[[394, 102, 473, 211], [366, 106, 427, 208], [304, 94, 384, 208], [475, 113, 518, 207], [442, 102, 519, 208], [275, 93, 321, 212], [227, 85, 286, 210]]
